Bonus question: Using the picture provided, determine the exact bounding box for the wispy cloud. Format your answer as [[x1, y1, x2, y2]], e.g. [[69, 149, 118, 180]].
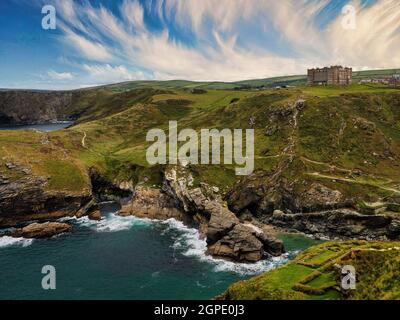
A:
[[47, 70, 74, 80], [38, 0, 400, 88], [82, 64, 145, 82]]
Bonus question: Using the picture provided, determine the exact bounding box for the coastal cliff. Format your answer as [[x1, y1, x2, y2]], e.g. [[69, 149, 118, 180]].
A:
[[119, 166, 285, 262], [0, 91, 73, 124], [1, 85, 400, 269]]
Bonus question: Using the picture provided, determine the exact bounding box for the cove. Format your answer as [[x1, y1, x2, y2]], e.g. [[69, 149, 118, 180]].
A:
[[0, 209, 320, 300]]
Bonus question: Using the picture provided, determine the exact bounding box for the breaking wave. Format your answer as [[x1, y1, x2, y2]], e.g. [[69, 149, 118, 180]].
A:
[[62, 213, 292, 276], [61, 213, 152, 232], [0, 236, 33, 248], [162, 218, 293, 276]]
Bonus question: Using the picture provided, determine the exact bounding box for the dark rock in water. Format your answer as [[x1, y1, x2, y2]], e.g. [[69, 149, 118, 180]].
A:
[[208, 224, 265, 262], [208, 223, 284, 262], [256, 231, 285, 256], [8, 222, 72, 239], [88, 210, 102, 221], [206, 207, 237, 245], [75, 198, 99, 218]]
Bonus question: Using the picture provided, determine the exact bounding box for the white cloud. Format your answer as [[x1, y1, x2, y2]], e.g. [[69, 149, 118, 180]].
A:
[[62, 27, 113, 62], [46, 0, 400, 85], [81, 64, 145, 83], [47, 70, 74, 80], [325, 0, 400, 69]]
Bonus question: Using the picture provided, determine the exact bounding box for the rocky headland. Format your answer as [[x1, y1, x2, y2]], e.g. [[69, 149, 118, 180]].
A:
[[119, 166, 284, 262], [1, 86, 400, 269]]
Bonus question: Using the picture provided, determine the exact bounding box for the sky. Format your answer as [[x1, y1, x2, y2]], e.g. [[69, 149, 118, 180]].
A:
[[0, 0, 399, 90]]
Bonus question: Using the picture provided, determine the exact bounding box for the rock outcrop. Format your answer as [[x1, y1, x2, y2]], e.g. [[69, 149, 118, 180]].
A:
[[118, 166, 284, 262], [163, 166, 284, 262], [0, 175, 92, 227], [119, 187, 185, 221], [270, 209, 400, 240], [8, 222, 72, 239], [89, 168, 133, 202], [226, 175, 353, 216], [225, 169, 400, 240]]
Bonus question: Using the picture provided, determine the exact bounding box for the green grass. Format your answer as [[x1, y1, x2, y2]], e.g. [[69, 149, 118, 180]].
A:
[[221, 241, 400, 300], [304, 250, 338, 265], [0, 130, 90, 192], [301, 84, 400, 97], [67, 87, 400, 203], [41, 159, 88, 192], [88, 68, 400, 92], [2, 78, 400, 302], [2, 81, 400, 207]]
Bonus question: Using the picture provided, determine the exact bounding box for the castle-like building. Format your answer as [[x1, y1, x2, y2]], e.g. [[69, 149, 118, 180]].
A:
[[307, 66, 352, 85]]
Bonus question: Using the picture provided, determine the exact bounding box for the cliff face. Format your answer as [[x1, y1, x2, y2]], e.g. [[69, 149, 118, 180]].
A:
[[0, 174, 92, 227], [119, 166, 285, 263], [1, 85, 400, 262], [0, 91, 73, 124]]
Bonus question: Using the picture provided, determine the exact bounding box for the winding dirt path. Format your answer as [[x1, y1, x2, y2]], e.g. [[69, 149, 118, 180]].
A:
[[307, 172, 400, 194], [81, 131, 87, 148]]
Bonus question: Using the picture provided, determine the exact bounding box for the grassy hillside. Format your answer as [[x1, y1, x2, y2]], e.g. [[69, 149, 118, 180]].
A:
[[0, 130, 90, 193], [94, 68, 400, 92], [220, 240, 400, 300], [1, 77, 400, 300], [71, 84, 400, 199], [2, 83, 400, 201]]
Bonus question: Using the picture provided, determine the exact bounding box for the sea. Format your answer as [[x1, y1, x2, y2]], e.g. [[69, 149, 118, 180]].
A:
[[0, 123, 320, 300]]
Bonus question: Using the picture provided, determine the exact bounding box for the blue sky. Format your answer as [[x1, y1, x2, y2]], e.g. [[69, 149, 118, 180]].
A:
[[0, 0, 399, 89]]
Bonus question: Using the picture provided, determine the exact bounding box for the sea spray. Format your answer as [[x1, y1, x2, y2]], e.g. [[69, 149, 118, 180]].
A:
[[0, 236, 33, 248], [61, 213, 294, 276], [161, 218, 294, 276]]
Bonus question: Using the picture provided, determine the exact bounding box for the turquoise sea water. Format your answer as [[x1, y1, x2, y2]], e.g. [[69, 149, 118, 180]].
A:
[[0, 207, 320, 300], [0, 123, 321, 299]]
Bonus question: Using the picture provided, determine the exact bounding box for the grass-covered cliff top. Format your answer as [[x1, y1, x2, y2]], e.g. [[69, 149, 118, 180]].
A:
[[0, 130, 90, 194], [1, 83, 400, 202], [220, 240, 400, 300]]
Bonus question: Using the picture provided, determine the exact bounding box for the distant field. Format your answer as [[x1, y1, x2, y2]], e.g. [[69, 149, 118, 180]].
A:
[[300, 83, 400, 97], [98, 68, 400, 93]]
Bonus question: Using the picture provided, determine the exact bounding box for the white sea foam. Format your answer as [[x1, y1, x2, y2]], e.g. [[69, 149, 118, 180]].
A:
[[62, 212, 153, 233], [63, 213, 291, 276], [0, 236, 33, 248], [160, 218, 291, 276]]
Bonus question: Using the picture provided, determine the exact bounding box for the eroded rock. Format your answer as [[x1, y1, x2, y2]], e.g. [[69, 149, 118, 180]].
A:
[[161, 166, 285, 262], [9, 222, 72, 239], [0, 175, 92, 227], [269, 209, 400, 240], [119, 187, 184, 221]]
